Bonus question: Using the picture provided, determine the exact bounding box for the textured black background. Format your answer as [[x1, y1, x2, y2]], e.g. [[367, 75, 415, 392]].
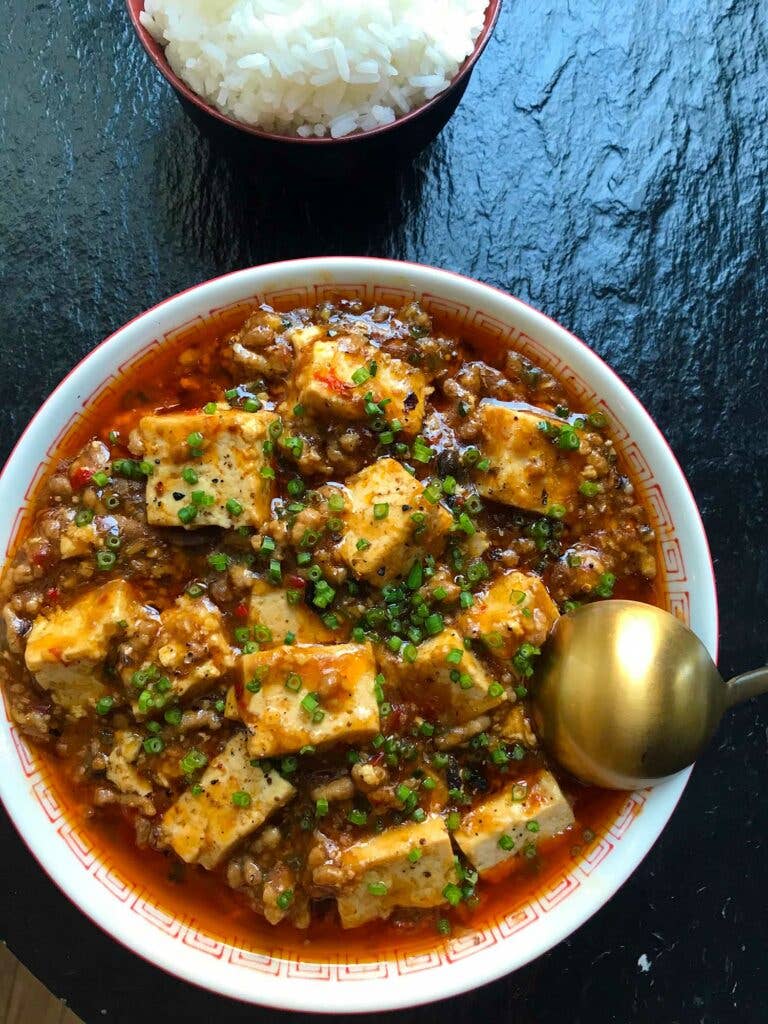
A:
[[1, 1, 767, 1021]]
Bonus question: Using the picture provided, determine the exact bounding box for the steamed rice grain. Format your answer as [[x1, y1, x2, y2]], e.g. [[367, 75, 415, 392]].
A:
[[140, 0, 490, 138]]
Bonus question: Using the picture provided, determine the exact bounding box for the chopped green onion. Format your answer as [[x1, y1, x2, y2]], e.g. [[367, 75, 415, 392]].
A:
[[424, 613, 444, 637], [276, 889, 294, 910], [285, 673, 303, 692], [347, 808, 368, 826], [456, 512, 475, 536], [402, 643, 418, 663], [315, 797, 329, 817], [96, 550, 116, 570], [499, 834, 515, 851], [312, 580, 336, 609], [95, 696, 114, 716], [406, 560, 423, 590], [143, 736, 164, 755], [231, 791, 251, 808], [178, 505, 197, 525], [300, 692, 320, 714], [367, 880, 388, 896], [180, 749, 208, 774], [594, 572, 616, 598], [203, 402, 217, 415], [268, 559, 282, 584], [373, 502, 389, 520], [442, 883, 463, 906]]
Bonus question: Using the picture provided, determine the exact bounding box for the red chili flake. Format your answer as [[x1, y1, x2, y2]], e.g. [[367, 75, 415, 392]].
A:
[[234, 602, 248, 619], [70, 467, 93, 489], [46, 587, 60, 602], [285, 575, 306, 589], [314, 371, 352, 397]]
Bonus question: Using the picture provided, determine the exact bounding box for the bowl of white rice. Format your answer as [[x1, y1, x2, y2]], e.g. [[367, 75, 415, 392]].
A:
[[126, 0, 501, 169]]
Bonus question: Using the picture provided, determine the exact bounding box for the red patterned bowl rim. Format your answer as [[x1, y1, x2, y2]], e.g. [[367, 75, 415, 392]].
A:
[[124, 0, 503, 144], [0, 258, 718, 1012]]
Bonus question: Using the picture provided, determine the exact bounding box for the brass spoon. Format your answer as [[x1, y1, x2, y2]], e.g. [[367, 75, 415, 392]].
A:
[[531, 599, 767, 789]]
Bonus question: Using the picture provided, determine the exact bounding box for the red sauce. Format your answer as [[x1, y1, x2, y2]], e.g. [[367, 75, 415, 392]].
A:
[[6, 298, 663, 959]]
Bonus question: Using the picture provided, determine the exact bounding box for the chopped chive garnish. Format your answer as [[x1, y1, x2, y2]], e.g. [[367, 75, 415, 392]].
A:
[[95, 696, 114, 716]]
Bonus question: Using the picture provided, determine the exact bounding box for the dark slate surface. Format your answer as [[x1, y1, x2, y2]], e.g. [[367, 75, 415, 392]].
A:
[[1, 1, 767, 1021]]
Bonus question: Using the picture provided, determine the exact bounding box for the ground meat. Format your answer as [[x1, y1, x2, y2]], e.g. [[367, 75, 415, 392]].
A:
[[5, 678, 53, 741], [93, 786, 155, 817], [2, 605, 31, 654], [178, 708, 222, 734], [435, 716, 492, 750], [310, 776, 354, 803]]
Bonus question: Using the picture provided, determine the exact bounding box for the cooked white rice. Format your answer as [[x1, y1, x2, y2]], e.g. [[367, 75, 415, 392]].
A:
[[140, 0, 489, 138]]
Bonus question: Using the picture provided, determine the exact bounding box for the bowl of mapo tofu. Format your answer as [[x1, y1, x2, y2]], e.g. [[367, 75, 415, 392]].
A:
[[0, 259, 717, 1011]]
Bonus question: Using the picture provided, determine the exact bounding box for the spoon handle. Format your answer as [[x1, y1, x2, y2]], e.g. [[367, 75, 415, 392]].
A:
[[725, 666, 768, 707]]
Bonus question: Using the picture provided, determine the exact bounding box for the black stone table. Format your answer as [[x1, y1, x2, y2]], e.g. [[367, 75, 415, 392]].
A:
[[1, 2, 767, 1021]]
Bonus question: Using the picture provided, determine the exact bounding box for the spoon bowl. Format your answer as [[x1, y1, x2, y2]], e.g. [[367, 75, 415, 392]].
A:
[[532, 600, 765, 789]]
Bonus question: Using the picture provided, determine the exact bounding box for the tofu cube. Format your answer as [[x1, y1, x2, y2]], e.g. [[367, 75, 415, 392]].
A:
[[474, 402, 584, 514], [454, 771, 575, 874], [107, 731, 152, 798], [337, 458, 453, 586], [161, 733, 295, 869], [337, 816, 458, 928], [237, 643, 380, 757], [460, 570, 559, 660], [147, 594, 235, 703], [294, 334, 427, 435], [24, 580, 154, 717], [139, 407, 275, 529], [249, 579, 334, 646], [398, 628, 506, 724]]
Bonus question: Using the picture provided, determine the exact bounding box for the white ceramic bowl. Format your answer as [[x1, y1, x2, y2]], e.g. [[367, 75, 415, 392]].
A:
[[0, 258, 717, 1012]]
